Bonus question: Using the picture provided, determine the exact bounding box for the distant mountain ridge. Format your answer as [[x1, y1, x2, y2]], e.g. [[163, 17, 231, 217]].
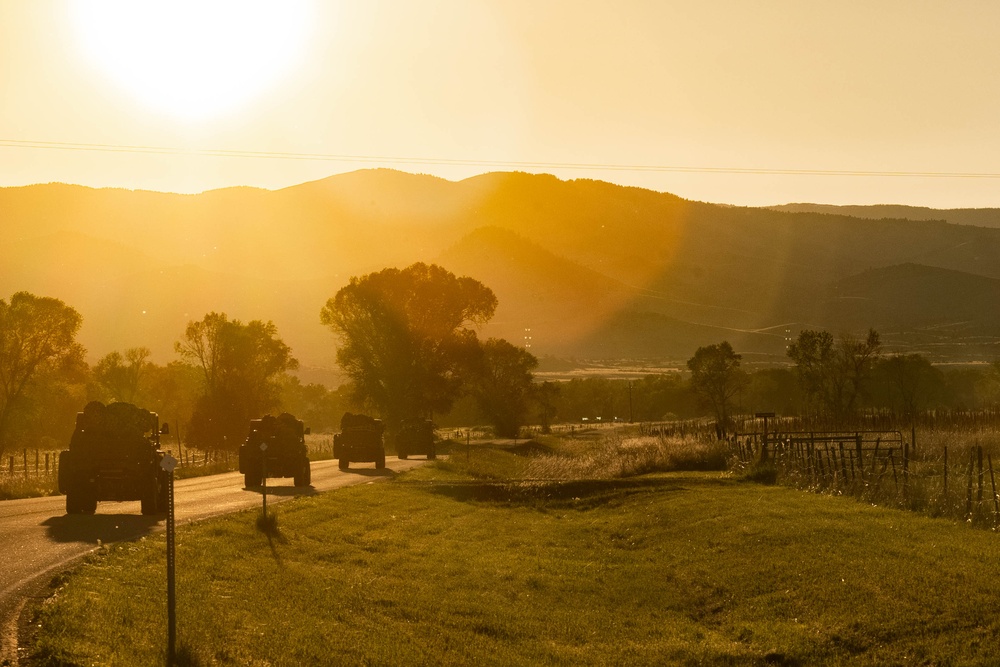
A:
[[768, 203, 1000, 229], [4, 169, 1000, 378]]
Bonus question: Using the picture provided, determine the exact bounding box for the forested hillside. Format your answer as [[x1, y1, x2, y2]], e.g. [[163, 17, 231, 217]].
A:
[[4, 169, 1000, 377]]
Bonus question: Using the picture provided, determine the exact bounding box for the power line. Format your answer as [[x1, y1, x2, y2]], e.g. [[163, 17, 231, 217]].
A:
[[2, 138, 999, 179]]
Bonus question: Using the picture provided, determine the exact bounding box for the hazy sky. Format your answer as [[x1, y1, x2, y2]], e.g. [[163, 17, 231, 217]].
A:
[[2, 0, 999, 207]]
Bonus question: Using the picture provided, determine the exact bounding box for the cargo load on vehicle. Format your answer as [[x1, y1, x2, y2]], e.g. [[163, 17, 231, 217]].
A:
[[238, 412, 311, 488], [58, 401, 170, 515], [333, 412, 385, 470]]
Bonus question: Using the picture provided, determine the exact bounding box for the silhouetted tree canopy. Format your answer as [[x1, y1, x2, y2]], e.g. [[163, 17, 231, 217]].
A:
[[470, 338, 538, 438], [93, 347, 151, 404], [875, 354, 945, 419], [0, 292, 85, 457], [687, 341, 746, 436], [787, 328, 881, 422], [321, 263, 497, 432], [175, 312, 298, 449]]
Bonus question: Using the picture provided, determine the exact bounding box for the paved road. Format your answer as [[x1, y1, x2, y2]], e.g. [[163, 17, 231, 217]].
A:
[[0, 457, 425, 665]]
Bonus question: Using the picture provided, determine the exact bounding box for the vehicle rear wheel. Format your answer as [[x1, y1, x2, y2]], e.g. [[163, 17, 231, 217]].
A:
[[338, 458, 349, 471], [82, 491, 98, 514], [428, 443, 436, 460], [244, 471, 259, 488], [376, 452, 386, 469], [141, 487, 158, 515], [65, 491, 81, 514], [293, 460, 310, 487], [398, 450, 408, 460]]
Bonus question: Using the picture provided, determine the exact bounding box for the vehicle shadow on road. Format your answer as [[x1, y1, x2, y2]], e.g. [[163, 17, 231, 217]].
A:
[[41, 513, 161, 544]]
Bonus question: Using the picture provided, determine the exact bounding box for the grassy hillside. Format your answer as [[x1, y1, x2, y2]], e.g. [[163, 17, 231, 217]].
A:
[[29, 437, 1000, 666]]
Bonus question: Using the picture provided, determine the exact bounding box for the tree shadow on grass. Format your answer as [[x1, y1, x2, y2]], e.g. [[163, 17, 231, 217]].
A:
[[243, 484, 319, 497], [42, 513, 161, 544], [341, 468, 396, 478], [417, 476, 726, 510]]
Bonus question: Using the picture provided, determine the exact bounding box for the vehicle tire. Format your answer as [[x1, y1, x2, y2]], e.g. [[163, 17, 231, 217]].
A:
[[82, 490, 98, 514], [65, 491, 81, 515], [398, 449, 408, 460], [338, 458, 349, 471], [58, 451, 72, 494], [244, 470, 258, 488], [141, 486, 157, 515], [304, 460, 312, 485], [294, 460, 309, 487], [376, 451, 386, 469], [428, 443, 436, 460]]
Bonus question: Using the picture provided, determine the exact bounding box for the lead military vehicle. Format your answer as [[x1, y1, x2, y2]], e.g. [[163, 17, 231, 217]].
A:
[[239, 413, 311, 488], [58, 401, 170, 515], [334, 412, 386, 470]]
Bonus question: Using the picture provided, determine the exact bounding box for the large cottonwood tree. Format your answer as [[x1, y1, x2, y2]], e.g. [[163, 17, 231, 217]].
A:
[[787, 328, 881, 422], [471, 338, 538, 438], [687, 341, 746, 436], [176, 312, 298, 449], [321, 263, 497, 433], [0, 292, 85, 456]]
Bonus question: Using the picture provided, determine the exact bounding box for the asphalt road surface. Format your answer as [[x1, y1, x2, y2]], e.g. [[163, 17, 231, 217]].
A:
[[0, 457, 425, 665]]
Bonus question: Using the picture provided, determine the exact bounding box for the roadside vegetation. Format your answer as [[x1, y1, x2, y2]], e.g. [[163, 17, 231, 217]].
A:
[[27, 429, 1000, 667]]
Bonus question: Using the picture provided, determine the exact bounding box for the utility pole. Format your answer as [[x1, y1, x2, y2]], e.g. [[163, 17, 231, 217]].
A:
[[628, 381, 633, 423]]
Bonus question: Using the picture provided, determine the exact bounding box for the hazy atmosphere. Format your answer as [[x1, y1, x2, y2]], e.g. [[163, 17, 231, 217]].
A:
[[3, 0, 1000, 207], [5, 4, 1000, 666]]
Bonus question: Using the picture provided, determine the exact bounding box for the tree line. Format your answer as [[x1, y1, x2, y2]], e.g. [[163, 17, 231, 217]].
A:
[[0, 263, 539, 458], [4, 270, 1000, 458]]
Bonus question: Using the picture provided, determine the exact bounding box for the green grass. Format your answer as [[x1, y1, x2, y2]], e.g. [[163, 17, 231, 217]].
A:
[[28, 443, 1000, 667]]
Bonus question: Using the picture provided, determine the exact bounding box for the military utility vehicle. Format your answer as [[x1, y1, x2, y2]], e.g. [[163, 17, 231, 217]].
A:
[[239, 413, 311, 488], [334, 412, 386, 470], [395, 418, 436, 460], [58, 401, 170, 515]]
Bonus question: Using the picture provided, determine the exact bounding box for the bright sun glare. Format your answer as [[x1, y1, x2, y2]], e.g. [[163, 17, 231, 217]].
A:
[[70, 1, 312, 121]]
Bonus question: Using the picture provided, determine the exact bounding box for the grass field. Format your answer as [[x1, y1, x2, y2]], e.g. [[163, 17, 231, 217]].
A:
[[25, 432, 1000, 666]]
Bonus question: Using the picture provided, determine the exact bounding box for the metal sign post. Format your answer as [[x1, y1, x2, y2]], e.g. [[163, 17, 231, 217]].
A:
[[160, 453, 178, 666], [260, 442, 268, 517]]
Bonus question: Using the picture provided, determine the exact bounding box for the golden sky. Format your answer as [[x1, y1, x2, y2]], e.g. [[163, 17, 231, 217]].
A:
[[2, 0, 999, 207]]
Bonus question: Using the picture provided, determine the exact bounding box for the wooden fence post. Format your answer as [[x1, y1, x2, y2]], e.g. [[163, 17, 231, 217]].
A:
[[839, 442, 848, 484], [966, 449, 975, 521], [902, 443, 909, 502], [989, 454, 999, 528], [977, 446, 984, 505]]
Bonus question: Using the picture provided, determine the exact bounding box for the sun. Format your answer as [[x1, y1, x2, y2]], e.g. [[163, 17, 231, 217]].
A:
[[69, 1, 313, 121]]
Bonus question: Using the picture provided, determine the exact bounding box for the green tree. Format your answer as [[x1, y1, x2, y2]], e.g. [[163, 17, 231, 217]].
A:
[[534, 381, 561, 433], [320, 263, 497, 433], [0, 292, 85, 456], [93, 347, 151, 403], [279, 375, 351, 433], [787, 328, 881, 422], [686, 341, 746, 436], [175, 312, 298, 449], [471, 338, 538, 438], [875, 354, 944, 418]]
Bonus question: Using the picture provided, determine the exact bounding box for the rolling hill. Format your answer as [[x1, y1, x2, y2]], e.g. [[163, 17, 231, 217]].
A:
[[4, 169, 1000, 381]]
